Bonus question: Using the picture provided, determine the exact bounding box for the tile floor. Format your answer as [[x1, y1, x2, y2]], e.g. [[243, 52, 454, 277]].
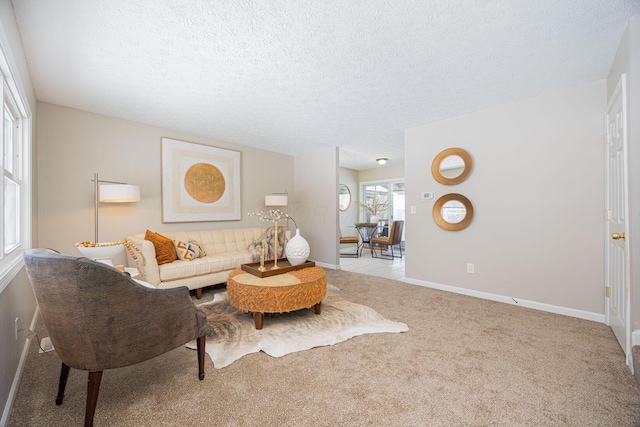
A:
[[338, 247, 405, 281]]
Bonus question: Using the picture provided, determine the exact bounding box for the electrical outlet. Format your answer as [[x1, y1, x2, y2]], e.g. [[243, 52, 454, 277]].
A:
[[39, 337, 54, 353], [467, 263, 474, 274], [14, 317, 18, 340]]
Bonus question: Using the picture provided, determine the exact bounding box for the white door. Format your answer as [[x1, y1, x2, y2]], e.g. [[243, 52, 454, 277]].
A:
[[605, 74, 632, 371]]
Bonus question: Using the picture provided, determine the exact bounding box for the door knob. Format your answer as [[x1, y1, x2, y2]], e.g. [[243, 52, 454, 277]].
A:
[[612, 233, 625, 240]]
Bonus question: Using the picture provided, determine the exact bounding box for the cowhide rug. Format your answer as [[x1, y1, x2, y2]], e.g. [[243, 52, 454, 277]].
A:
[[188, 285, 408, 369]]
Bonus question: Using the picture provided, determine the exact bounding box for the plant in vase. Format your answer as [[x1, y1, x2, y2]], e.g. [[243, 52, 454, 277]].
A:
[[357, 192, 389, 224]]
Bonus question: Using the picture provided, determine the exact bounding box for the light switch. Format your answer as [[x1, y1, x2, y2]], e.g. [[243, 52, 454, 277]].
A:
[[410, 205, 416, 214]]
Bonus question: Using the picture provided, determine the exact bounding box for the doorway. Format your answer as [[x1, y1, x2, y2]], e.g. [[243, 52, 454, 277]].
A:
[[361, 180, 405, 244]]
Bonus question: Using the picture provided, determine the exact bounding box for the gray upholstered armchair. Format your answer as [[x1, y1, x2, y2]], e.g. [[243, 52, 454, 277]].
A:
[[23, 248, 210, 427]]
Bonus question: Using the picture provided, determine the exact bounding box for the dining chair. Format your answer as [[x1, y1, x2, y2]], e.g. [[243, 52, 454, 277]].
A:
[[371, 220, 404, 260], [23, 248, 210, 427], [339, 232, 360, 258]]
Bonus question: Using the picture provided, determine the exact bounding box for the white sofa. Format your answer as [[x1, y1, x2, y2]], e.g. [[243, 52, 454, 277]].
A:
[[126, 228, 268, 298]]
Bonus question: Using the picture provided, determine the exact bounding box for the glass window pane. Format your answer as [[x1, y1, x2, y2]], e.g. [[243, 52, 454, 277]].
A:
[[4, 106, 13, 174], [362, 184, 389, 222], [362, 181, 405, 240], [392, 184, 406, 241], [4, 177, 20, 251]]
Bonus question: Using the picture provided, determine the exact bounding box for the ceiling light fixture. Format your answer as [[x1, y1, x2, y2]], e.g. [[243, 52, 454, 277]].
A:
[[376, 158, 388, 166]]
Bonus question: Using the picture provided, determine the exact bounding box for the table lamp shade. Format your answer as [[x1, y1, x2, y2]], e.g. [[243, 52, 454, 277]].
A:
[[99, 184, 140, 203], [265, 195, 288, 206]]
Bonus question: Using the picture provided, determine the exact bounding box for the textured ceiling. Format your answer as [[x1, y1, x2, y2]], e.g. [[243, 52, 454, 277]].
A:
[[11, 0, 640, 170]]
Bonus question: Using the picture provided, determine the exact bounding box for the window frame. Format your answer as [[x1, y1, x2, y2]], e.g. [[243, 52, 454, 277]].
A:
[[0, 37, 33, 294], [3, 87, 22, 254]]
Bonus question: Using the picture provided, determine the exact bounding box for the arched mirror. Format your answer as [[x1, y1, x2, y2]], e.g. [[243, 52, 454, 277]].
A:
[[431, 147, 473, 185], [433, 193, 474, 231], [339, 184, 351, 211]]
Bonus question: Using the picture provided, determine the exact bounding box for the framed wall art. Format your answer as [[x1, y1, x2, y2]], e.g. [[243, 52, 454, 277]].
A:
[[161, 138, 241, 222]]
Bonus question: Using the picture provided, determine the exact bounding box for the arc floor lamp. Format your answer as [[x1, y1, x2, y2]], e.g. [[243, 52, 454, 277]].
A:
[[92, 172, 140, 243]]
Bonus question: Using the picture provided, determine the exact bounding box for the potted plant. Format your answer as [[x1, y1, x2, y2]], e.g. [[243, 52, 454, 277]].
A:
[[357, 192, 389, 223]]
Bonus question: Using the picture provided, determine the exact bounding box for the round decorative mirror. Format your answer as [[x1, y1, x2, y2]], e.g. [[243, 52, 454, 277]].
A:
[[339, 184, 351, 211], [433, 193, 474, 231], [431, 148, 473, 185]]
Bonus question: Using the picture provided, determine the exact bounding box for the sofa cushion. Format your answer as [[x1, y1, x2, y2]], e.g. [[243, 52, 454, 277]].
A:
[[161, 229, 265, 256], [159, 251, 253, 282], [145, 230, 178, 265]]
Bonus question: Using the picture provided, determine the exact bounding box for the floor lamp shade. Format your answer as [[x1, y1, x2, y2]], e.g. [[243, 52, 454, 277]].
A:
[[99, 184, 141, 202], [92, 173, 140, 243], [265, 195, 288, 206]]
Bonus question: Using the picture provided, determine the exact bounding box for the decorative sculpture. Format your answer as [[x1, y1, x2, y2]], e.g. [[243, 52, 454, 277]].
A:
[[248, 209, 297, 270]]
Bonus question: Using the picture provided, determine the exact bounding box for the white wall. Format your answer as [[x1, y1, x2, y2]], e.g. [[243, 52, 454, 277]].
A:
[[0, 0, 38, 423], [405, 81, 606, 315], [294, 148, 339, 267], [607, 15, 640, 332], [37, 102, 295, 257]]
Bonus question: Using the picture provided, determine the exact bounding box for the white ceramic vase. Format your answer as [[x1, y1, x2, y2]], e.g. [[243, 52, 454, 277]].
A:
[[285, 229, 310, 266], [369, 215, 379, 224]]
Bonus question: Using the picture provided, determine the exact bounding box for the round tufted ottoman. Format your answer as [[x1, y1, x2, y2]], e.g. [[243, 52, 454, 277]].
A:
[[226, 266, 327, 330]]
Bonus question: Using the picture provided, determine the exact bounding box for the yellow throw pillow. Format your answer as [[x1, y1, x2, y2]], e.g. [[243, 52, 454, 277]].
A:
[[145, 230, 178, 265]]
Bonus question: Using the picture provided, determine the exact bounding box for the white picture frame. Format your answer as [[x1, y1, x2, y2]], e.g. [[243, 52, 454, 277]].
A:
[[161, 138, 241, 222]]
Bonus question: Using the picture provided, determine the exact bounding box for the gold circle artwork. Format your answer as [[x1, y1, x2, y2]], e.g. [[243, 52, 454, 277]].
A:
[[432, 193, 474, 231], [184, 163, 225, 203]]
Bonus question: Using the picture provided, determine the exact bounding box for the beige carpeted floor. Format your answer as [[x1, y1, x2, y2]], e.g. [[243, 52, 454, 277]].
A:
[[8, 270, 640, 426]]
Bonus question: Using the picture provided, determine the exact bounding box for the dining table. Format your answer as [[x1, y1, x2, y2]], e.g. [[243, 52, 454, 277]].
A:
[[352, 223, 380, 257]]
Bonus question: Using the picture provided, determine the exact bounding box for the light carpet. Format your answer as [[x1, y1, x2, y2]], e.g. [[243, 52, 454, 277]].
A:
[[9, 270, 640, 426], [190, 285, 409, 368]]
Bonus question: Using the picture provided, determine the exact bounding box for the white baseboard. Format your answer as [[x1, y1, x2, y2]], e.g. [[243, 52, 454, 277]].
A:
[[315, 261, 340, 270], [633, 330, 640, 347], [1, 307, 39, 427], [403, 277, 605, 323]]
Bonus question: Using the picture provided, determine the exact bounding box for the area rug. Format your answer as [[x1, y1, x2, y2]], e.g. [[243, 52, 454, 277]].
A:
[[189, 285, 409, 368]]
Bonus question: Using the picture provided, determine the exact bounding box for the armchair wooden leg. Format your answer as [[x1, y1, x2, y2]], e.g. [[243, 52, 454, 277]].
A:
[[85, 371, 102, 427], [56, 363, 70, 406], [196, 288, 203, 299], [196, 335, 206, 380]]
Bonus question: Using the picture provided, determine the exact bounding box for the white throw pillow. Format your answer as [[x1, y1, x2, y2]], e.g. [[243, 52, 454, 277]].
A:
[[173, 240, 206, 261]]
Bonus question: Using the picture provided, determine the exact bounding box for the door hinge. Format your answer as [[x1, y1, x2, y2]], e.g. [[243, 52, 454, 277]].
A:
[[605, 133, 611, 144], [605, 210, 612, 220], [605, 286, 611, 297]]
